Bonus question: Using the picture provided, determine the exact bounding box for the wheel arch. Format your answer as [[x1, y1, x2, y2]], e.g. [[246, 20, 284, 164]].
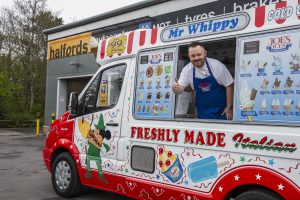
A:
[[50, 138, 80, 170], [209, 165, 300, 200], [224, 184, 284, 200]]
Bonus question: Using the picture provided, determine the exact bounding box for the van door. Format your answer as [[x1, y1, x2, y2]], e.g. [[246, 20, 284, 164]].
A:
[[73, 58, 131, 190]]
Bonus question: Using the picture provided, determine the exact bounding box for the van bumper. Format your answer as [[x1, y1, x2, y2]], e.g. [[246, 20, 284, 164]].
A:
[[43, 148, 53, 172]]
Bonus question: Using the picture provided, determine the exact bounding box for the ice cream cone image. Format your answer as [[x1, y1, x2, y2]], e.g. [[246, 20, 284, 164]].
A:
[[260, 98, 267, 111], [239, 80, 257, 122], [90, 37, 99, 58], [272, 98, 280, 111], [273, 78, 281, 90], [284, 98, 293, 111], [261, 78, 269, 92]]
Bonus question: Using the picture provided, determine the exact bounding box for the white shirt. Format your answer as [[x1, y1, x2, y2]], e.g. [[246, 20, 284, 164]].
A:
[[178, 57, 234, 90]]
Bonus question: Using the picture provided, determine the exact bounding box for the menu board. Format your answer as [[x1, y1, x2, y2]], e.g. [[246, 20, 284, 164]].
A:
[[235, 29, 300, 123], [135, 48, 176, 119]]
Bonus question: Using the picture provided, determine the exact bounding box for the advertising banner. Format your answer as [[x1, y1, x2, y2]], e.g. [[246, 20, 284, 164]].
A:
[[135, 48, 176, 119], [235, 29, 300, 123]]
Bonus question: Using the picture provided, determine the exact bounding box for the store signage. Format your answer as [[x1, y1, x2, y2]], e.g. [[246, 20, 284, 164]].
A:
[[161, 13, 250, 42], [266, 36, 292, 52], [47, 32, 91, 60]]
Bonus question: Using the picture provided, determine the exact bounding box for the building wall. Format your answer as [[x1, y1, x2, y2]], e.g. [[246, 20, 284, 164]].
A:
[[44, 53, 98, 125]]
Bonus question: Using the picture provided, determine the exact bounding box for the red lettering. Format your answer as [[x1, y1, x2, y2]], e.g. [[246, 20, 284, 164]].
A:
[[131, 126, 137, 138], [206, 132, 216, 146], [273, 142, 283, 147], [266, 139, 274, 146], [195, 131, 205, 145], [250, 140, 258, 145], [185, 130, 194, 144], [259, 136, 268, 145], [151, 128, 157, 140], [144, 128, 150, 140], [172, 129, 180, 143], [232, 133, 244, 143], [217, 132, 226, 147], [157, 129, 165, 141], [137, 127, 143, 139], [166, 129, 172, 142]]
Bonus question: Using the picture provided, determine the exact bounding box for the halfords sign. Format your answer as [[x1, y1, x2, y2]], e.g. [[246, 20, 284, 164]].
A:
[[47, 32, 91, 60], [161, 12, 250, 42]]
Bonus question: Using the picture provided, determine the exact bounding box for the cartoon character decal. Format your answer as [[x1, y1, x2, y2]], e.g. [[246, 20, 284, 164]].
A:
[[78, 114, 111, 184]]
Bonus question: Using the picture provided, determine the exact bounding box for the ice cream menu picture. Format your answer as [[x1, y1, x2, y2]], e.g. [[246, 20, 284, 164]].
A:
[[235, 29, 300, 123], [135, 48, 176, 119]]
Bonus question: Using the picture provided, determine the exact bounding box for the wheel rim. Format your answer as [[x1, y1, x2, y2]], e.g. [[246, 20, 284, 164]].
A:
[[55, 160, 71, 190]]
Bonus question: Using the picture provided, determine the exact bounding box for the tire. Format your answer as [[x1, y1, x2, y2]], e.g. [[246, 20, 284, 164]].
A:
[[51, 152, 83, 197], [235, 189, 283, 200]]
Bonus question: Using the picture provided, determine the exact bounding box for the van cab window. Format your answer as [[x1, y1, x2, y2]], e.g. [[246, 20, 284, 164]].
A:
[[82, 64, 126, 115], [96, 64, 126, 110]]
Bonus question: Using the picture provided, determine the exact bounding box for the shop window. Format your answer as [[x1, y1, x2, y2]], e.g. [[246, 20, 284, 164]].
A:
[[131, 146, 155, 173]]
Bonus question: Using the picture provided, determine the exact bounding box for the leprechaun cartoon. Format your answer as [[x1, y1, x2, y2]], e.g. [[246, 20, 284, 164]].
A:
[[84, 114, 111, 184]]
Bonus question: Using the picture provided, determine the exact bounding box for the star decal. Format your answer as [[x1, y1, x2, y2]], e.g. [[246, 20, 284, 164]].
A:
[[184, 180, 189, 185], [240, 156, 246, 163], [125, 169, 128, 173], [156, 175, 160, 180], [186, 195, 192, 200], [106, 163, 110, 168], [218, 186, 223, 192], [255, 173, 262, 180], [186, 152, 191, 157], [278, 183, 284, 191], [269, 159, 275, 167], [234, 175, 240, 181]]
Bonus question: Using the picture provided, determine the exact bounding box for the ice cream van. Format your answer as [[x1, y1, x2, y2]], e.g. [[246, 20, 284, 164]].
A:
[[43, 1, 300, 199]]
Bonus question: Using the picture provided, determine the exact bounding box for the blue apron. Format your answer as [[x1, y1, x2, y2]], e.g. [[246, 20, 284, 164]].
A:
[[193, 59, 226, 119]]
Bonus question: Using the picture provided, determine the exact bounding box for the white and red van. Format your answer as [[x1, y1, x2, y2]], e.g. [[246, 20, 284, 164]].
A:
[[43, 1, 300, 199]]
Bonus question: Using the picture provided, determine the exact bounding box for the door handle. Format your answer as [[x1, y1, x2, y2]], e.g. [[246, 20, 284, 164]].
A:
[[106, 122, 119, 127]]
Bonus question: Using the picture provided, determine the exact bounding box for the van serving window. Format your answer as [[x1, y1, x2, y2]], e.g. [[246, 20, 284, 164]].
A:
[[175, 39, 236, 120]]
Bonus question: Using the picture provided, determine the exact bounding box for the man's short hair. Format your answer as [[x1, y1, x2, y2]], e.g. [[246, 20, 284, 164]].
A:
[[188, 41, 205, 50]]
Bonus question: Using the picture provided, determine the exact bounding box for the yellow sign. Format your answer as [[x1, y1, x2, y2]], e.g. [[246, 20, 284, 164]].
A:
[[106, 35, 127, 57], [47, 32, 92, 60], [99, 81, 108, 107]]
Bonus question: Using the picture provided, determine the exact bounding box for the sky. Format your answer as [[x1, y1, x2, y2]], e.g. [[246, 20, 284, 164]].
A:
[[0, 0, 144, 24]]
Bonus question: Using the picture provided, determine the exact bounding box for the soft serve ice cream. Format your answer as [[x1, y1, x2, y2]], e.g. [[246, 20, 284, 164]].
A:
[[239, 80, 257, 121], [260, 98, 267, 111]]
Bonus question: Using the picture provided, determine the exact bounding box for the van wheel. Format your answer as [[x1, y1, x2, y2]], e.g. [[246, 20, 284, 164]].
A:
[[51, 152, 82, 197], [235, 189, 283, 200]]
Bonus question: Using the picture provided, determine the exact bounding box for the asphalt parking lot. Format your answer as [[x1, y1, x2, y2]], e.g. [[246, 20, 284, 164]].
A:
[[0, 128, 131, 200]]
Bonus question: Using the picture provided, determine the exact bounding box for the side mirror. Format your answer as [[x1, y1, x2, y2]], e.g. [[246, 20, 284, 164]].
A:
[[68, 92, 78, 115]]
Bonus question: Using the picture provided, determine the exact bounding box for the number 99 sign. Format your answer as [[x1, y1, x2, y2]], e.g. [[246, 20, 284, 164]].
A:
[[107, 35, 127, 57]]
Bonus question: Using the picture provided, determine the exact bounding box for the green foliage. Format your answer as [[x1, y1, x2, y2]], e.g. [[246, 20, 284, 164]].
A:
[[0, 0, 63, 126]]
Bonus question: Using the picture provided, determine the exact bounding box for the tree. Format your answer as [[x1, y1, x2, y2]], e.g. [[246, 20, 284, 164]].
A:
[[0, 0, 63, 119]]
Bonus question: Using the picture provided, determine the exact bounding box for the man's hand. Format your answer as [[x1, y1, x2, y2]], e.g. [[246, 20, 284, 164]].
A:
[[172, 78, 180, 93], [221, 106, 233, 120]]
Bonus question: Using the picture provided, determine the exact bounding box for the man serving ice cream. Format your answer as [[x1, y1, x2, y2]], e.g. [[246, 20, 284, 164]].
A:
[[172, 42, 234, 120]]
